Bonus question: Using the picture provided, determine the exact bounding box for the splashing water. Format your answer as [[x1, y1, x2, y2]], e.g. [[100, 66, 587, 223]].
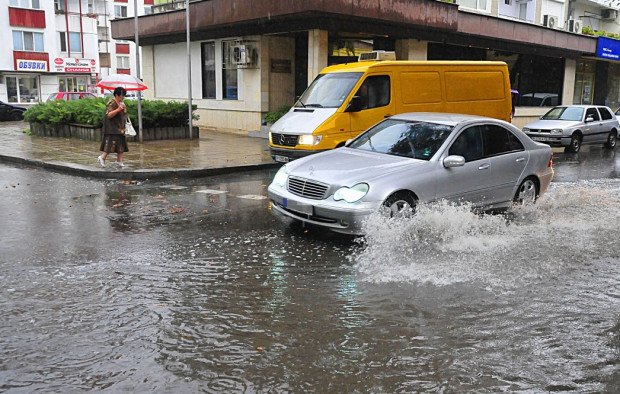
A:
[[354, 180, 620, 288]]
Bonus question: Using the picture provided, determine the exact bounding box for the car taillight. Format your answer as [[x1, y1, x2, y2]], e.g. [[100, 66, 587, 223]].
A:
[[547, 154, 553, 168]]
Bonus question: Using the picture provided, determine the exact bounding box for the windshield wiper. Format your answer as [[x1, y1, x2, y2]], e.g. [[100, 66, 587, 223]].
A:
[[305, 103, 324, 108], [296, 98, 306, 108]]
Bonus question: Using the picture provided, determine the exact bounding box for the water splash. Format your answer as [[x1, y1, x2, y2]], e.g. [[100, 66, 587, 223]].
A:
[[354, 180, 620, 288]]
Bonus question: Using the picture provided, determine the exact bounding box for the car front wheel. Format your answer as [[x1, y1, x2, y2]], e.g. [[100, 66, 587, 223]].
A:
[[382, 191, 417, 218], [565, 133, 582, 153], [513, 177, 538, 206], [604, 130, 617, 149]]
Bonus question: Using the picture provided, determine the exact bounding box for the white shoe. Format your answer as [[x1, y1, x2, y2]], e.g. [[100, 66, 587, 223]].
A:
[[97, 156, 105, 167], [116, 161, 125, 168]]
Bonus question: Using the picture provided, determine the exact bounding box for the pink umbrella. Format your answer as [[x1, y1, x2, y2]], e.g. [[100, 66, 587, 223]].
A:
[[96, 73, 147, 91]]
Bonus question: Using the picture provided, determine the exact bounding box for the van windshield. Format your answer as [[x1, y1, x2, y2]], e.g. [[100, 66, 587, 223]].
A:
[[542, 106, 584, 121], [296, 72, 362, 108]]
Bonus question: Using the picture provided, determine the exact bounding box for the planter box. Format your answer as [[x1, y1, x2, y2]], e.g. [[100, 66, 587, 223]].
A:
[[29, 123, 199, 141]]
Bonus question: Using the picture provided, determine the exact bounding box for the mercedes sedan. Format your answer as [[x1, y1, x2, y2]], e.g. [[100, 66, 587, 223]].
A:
[[268, 113, 554, 235], [522, 105, 618, 153]]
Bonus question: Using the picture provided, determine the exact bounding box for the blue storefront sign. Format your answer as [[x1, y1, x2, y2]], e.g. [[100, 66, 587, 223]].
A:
[[596, 36, 620, 60]]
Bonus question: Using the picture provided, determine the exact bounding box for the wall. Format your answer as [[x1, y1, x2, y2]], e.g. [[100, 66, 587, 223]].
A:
[[540, 0, 565, 27], [266, 36, 295, 112], [571, 3, 620, 33]]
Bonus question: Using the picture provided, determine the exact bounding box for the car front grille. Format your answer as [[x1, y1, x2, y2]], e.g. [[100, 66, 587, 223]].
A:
[[271, 133, 299, 147], [528, 129, 550, 133], [287, 176, 329, 200]]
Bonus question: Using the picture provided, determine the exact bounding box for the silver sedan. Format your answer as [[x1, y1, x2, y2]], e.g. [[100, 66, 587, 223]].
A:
[[268, 113, 554, 235]]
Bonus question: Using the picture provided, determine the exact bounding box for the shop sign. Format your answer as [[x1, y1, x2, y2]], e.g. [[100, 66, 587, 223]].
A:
[[596, 37, 620, 60], [53, 57, 98, 73], [16, 59, 48, 71]]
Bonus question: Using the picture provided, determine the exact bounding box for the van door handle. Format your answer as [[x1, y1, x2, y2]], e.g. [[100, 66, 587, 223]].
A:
[[516, 157, 525, 163], [384, 114, 392, 118], [478, 163, 490, 170]]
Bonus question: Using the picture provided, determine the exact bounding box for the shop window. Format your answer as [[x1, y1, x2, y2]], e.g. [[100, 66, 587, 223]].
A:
[[12, 30, 44, 52], [201, 42, 215, 99], [10, 0, 40, 9], [7, 75, 39, 103], [354, 75, 390, 109], [58, 76, 87, 92], [222, 41, 238, 100]]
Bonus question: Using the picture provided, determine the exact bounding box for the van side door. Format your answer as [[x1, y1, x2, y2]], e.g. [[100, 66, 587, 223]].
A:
[[349, 74, 395, 139]]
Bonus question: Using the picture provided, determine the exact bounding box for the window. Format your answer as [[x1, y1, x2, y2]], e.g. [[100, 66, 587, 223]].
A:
[[82, 0, 95, 14], [114, 5, 127, 17], [117, 56, 130, 69], [7, 76, 39, 103], [598, 107, 613, 120], [69, 32, 81, 53], [297, 72, 362, 108], [201, 42, 215, 99], [482, 125, 524, 157], [449, 126, 484, 162], [10, 0, 40, 9], [59, 32, 66, 52], [144, 6, 152, 15], [13, 30, 44, 52], [222, 42, 238, 100], [58, 76, 87, 92], [585, 107, 600, 121], [457, 0, 489, 12], [354, 75, 391, 109]]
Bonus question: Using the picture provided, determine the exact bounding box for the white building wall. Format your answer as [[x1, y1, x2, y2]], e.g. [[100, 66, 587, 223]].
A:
[[540, 0, 565, 27]]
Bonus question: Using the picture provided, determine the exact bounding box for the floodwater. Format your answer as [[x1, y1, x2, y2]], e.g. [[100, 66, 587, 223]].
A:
[[1, 147, 619, 392]]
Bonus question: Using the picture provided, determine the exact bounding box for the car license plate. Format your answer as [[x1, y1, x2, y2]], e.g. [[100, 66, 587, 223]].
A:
[[282, 197, 313, 215], [274, 155, 290, 163], [531, 136, 552, 142]]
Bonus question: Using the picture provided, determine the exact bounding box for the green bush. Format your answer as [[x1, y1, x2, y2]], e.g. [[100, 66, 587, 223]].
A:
[[23, 98, 199, 128], [264, 105, 290, 124]]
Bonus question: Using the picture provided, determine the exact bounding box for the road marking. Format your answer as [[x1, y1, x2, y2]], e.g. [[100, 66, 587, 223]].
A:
[[195, 189, 228, 194], [237, 194, 268, 200]]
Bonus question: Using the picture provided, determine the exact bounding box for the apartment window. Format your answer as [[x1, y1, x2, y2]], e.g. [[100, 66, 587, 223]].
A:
[[59, 32, 66, 52], [69, 32, 82, 53], [114, 5, 127, 17], [457, 0, 489, 12], [13, 30, 44, 52], [54, 0, 65, 12], [117, 56, 130, 69], [144, 6, 152, 15], [7, 76, 39, 103], [82, 0, 95, 13], [201, 42, 215, 99], [10, 0, 40, 9], [222, 41, 238, 100]]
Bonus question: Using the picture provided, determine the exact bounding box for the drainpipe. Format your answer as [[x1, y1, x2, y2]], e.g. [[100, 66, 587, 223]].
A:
[[65, 0, 70, 57], [78, 0, 84, 58]]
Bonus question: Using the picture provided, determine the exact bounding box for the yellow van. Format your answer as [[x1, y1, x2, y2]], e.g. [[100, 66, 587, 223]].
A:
[[269, 57, 512, 162]]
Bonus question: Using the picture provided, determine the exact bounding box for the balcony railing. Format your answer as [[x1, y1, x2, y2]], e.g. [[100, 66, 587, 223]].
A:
[[152, 0, 200, 14]]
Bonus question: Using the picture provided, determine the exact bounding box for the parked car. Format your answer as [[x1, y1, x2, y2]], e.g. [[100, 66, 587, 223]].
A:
[[616, 107, 620, 121], [0, 100, 26, 121], [519, 93, 559, 107], [268, 113, 554, 235], [522, 105, 618, 153], [47, 92, 97, 101]]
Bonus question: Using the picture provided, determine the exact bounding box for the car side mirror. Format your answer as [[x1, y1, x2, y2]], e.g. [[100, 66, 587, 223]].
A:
[[345, 96, 363, 113], [443, 155, 465, 168], [585, 116, 594, 123]]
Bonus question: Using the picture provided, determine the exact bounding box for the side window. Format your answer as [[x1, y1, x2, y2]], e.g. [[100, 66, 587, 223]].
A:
[[598, 107, 613, 120], [585, 107, 600, 121], [355, 75, 390, 110], [449, 126, 484, 162], [482, 124, 524, 156]]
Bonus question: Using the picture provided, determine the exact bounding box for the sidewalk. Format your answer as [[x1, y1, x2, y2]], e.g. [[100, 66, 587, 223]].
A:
[[0, 121, 279, 179]]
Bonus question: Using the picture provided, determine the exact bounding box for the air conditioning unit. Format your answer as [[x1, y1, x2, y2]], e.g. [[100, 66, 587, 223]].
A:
[[358, 50, 396, 62], [231, 44, 255, 66], [543, 15, 559, 29], [602, 9, 619, 20], [568, 19, 582, 33]]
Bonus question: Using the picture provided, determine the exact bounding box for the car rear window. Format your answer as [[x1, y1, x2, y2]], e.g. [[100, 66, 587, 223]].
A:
[[598, 107, 613, 120]]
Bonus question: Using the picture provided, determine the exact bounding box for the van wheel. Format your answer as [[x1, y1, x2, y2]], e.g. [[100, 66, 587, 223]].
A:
[[604, 130, 617, 149], [564, 133, 582, 153], [381, 191, 417, 218]]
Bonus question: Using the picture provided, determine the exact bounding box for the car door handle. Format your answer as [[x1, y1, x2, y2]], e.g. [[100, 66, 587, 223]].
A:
[[516, 157, 526, 163], [478, 163, 490, 170]]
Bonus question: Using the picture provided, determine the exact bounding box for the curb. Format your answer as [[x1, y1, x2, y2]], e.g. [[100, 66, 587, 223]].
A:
[[0, 153, 281, 180]]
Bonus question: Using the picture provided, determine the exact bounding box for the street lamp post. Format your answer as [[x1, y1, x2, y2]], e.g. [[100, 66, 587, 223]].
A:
[[186, 0, 193, 139], [133, 0, 143, 143]]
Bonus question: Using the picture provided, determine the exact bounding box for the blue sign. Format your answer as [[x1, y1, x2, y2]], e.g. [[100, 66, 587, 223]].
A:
[[16, 59, 47, 71], [596, 37, 620, 60]]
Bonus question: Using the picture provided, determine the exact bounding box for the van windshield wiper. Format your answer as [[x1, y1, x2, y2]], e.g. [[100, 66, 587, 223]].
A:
[[296, 98, 306, 108], [305, 103, 324, 108]]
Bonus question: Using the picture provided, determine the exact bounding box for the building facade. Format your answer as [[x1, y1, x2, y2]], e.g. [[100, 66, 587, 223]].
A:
[[0, 0, 151, 104]]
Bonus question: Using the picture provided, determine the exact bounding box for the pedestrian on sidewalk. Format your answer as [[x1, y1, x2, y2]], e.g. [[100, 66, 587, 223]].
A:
[[98, 86, 129, 168]]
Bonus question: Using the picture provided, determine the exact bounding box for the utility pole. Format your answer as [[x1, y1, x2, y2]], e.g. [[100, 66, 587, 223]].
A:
[[186, 0, 193, 139], [134, 0, 143, 142]]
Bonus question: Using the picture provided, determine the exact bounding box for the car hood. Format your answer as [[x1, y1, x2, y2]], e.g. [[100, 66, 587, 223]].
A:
[[524, 119, 582, 129], [287, 148, 427, 185], [270, 108, 338, 135]]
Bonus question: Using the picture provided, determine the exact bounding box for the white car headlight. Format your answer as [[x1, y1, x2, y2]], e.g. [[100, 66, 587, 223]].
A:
[[333, 183, 369, 203], [298, 134, 323, 146], [272, 165, 289, 188], [550, 128, 563, 134], [522, 127, 530, 133]]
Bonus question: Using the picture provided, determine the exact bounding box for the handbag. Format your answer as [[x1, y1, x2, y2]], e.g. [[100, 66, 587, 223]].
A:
[[125, 118, 137, 137]]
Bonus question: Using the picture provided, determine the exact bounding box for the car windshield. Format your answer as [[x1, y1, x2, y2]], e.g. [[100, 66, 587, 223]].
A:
[[542, 106, 584, 121], [296, 72, 362, 108], [616, 108, 620, 115], [348, 119, 453, 160]]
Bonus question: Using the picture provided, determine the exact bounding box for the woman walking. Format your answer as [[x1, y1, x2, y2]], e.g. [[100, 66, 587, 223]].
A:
[[98, 86, 128, 168]]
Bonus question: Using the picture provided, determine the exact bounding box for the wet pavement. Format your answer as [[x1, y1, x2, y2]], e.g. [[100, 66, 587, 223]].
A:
[[0, 121, 276, 179], [1, 142, 620, 392]]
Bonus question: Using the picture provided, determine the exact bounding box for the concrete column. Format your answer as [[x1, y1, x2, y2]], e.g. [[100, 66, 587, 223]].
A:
[[141, 45, 155, 99], [308, 29, 328, 85], [562, 58, 577, 105], [395, 39, 428, 60]]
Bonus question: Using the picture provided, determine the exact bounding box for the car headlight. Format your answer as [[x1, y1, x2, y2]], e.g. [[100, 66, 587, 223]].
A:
[[269, 132, 273, 144], [298, 134, 323, 146], [522, 127, 530, 133], [550, 128, 563, 134], [333, 183, 369, 203], [272, 165, 289, 188]]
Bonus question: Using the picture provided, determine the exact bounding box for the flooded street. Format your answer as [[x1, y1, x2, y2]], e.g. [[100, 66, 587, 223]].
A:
[[1, 147, 619, 392]]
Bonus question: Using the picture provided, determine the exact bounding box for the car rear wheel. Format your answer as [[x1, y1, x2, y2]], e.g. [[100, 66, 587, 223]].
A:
[[10, 110, 23, 121], [604, 130, 617, 149], [513, 177, 538, 206], [564, 133, 582, 153], [382, 191, 417, 218]]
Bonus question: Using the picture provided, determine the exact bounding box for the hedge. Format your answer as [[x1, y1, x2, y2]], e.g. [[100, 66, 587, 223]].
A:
[[23, 98, 199, 129]]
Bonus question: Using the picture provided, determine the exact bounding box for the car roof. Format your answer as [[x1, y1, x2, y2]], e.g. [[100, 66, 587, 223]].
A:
[[553, 105, 608, 109], [388, 112, 492, 126]]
